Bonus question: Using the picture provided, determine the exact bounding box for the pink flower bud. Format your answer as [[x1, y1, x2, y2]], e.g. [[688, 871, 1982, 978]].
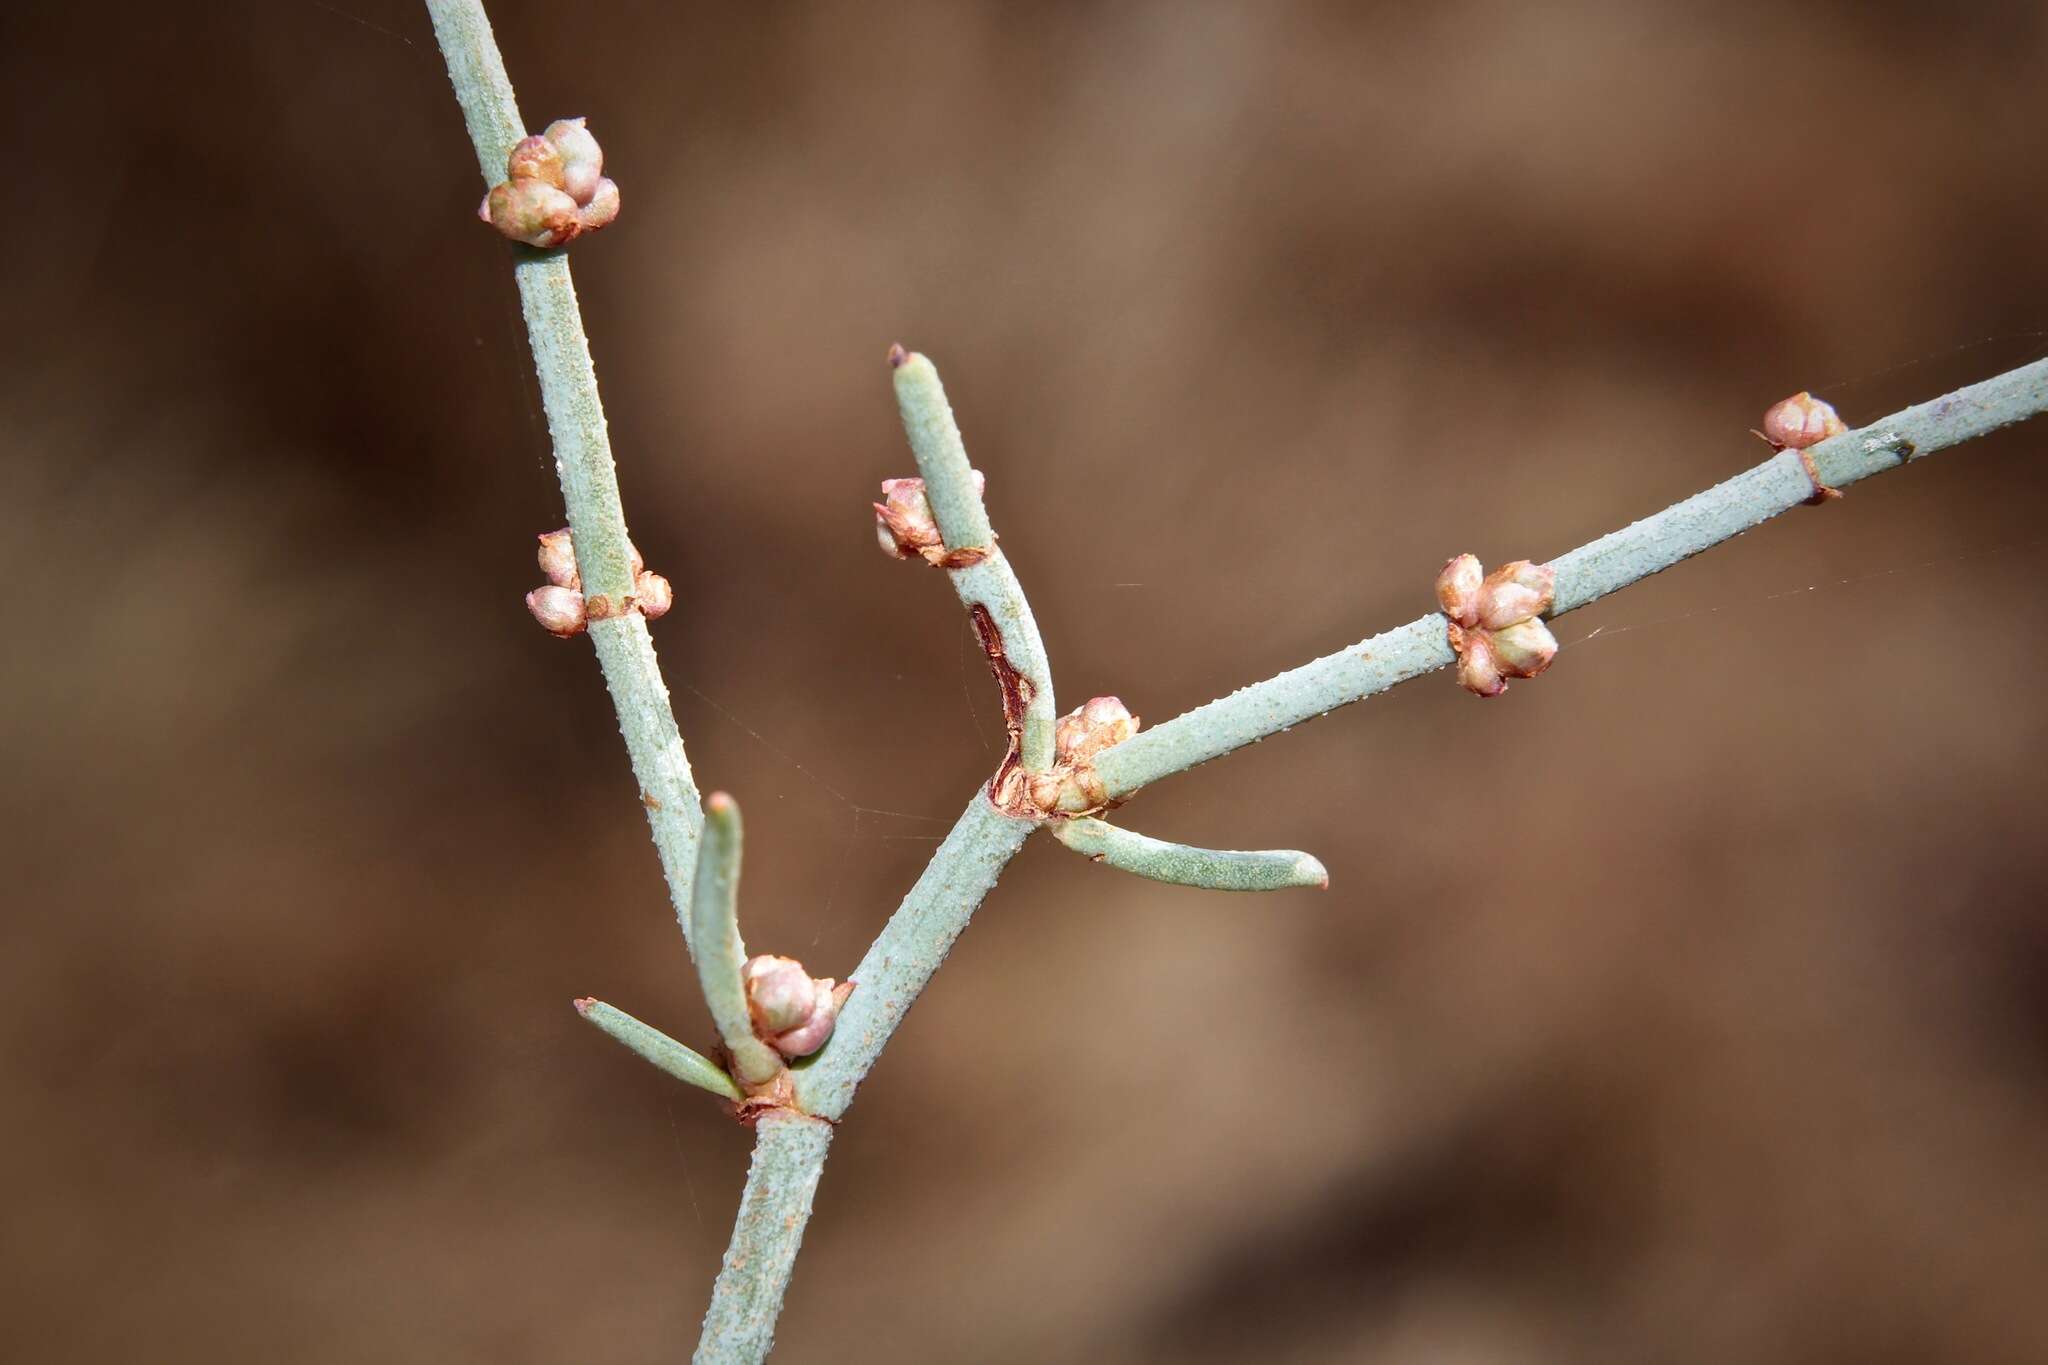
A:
[[526, 584, 587, 638], [578, 178, 621, 234], [743, 956, 816, 1035], [1436, 553, 1484, 625], [543, 118, 605, 205], [481, 179, 582, 248], [476, 120, 617, 245], [537, 527, 579, 589], [634, 570, 673, 620], [742, 955, 855, 1060], [505, 134, 568, 190], [1761, 392, 1846, 450], [769, 980, 854, 1059]]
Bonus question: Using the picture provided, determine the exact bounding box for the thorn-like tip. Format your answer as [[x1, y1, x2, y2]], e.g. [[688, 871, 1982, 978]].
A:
[[705, 790, 736, 812], [886, 342, 909, 368], [572, 997, 597, 1015], [1299, 856, 1331, 889]]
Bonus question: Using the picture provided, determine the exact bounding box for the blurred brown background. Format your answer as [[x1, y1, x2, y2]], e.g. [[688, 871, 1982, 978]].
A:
[[5, 0, 2047, 1360]]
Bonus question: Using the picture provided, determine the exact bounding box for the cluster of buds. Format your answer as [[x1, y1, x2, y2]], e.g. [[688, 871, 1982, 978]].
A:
[[741, 955, 854, 1060], [874, 474, 989, 569], [525, 526, 673, 638], [478, 118, 620, 248], [1436, 555, 1558, 698], [1004, 696, 1139, 816], [1756, 391, 1845, 503]]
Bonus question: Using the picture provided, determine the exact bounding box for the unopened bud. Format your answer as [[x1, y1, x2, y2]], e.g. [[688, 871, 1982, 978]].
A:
[[1489, 617, 1558, 677], [579, 178, 621, 233], [742, 954, 855, 1060], [874, 477, 942, 560], [873, 472, 986, 565], [1437, 555, 1557, 697], [1055, 696, 1138, 764], [1477, 560, 1556, 631], [526, 584, 587, 638], [477, 119, 618, 245], [1436, 553, 1484, 625], [537, 527, 579, 588], [506, 134, 568, 191], [1761, 391, 1846, 450], [742, 956, 815, 1034], [481, 178, 582, 248], [1451, 626, 1504, 698], [543, 118, 605, 205], [634, 570, 673, 620]]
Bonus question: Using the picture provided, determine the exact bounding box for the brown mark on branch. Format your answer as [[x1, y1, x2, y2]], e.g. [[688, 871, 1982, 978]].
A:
[[969, 602, 1036, 804]]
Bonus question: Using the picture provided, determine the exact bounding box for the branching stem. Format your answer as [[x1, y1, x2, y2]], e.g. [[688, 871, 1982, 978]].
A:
[[429, 7, 2048, 1359], [425, 0, 705, 955], [1091, 358, 2048, 799]]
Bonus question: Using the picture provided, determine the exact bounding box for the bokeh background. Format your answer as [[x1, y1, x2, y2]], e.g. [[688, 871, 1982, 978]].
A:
[[6, 1, 2047, 1360]]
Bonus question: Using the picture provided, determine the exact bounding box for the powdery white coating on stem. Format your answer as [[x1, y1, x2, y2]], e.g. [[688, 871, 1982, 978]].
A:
[[1094, 358, 2048, 798], [695, 1111, 833, 1365], [1052, 816, 1328, 891], [573, 998, 743, 1102]]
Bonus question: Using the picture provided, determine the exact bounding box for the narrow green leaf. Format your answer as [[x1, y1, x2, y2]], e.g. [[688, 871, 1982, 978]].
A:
[[1052, 816, 1328, 892], [573, 998, 742, 1102]]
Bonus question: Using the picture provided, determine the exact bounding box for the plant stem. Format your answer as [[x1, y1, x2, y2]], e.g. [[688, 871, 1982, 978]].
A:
[[694, 1111, 834, 1365], [790, 791, 1036, 1120], [892, 352, 1058, 772], [428, 9, 2048, 1352], [426, 0, 705, 954], [1052, 816, 1328, 891], [1091, 358, 2048, 799]]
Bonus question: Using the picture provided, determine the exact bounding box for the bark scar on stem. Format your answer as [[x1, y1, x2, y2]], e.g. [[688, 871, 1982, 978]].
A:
[[969, 602, 1035, 775]]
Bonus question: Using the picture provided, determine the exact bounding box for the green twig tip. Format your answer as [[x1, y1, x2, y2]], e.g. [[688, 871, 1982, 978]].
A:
[[691, 792, 783, 1086]]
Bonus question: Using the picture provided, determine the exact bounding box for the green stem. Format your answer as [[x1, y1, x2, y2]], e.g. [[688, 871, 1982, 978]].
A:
[[892, 351, 1058, 771], [1052, 817, 1328, 891], [425, 0, 704, 954], [692, 794, 782, 1087], [1091, 359, 2048, 799], [790, 792, 1035, 1120], [573, 998, 743, 1102], [694, 1111, 833, 1365]]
